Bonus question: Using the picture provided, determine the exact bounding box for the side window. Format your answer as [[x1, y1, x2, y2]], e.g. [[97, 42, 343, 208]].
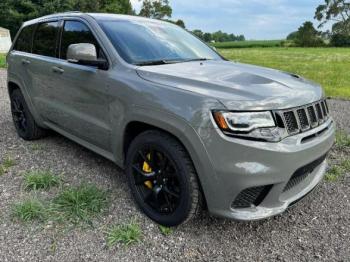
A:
[[60, 21, 103, 60], [14, 25, 35, 53], [33, 22, 60, 57]]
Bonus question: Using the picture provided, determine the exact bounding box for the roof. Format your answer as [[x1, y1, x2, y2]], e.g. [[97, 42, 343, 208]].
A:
[[22, 12, 161, 27]]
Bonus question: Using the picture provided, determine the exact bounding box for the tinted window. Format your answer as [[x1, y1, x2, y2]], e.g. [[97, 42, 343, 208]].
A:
[[60, 21, 102, 60], [33, 22, 60, 57], [99, 20, 221, 64], [14, 25, 35, 53]]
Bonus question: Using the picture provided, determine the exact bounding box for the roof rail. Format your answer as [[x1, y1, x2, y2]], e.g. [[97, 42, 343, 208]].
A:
[[59, 11, 82, 14]]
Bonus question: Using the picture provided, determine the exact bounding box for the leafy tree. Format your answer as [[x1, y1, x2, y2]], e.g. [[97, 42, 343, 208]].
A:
[[294, 21, 325, 47], [174, 19, 185, 28], [287, 31, 298, 41], [0, 0, 134, 37], [163, 19, 186, 28], [203, 33, 212, 42], [191, 30, 244, 43], [139, 0, 172, 19], [331, 33, 350, 46], [192, 29, 204, 39], [315, 0, 350, 35], [237, 35, 245, 41]]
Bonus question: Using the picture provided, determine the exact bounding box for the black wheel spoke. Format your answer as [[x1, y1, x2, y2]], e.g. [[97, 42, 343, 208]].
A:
[[148, 148, 156, 169], [163, 191, 173, 212], [163, 186, 180, 199], [159, 155, 168, 171]]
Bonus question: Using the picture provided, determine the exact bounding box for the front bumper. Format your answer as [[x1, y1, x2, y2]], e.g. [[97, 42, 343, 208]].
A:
[[198, 118, 335, 221]]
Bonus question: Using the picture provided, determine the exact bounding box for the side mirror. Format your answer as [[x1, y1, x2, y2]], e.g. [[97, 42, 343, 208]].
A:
[[67, 43, 108, 70]]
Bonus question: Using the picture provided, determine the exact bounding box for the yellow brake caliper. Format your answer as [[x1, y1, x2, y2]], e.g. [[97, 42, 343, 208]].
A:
[[142, 153, 153, 189]]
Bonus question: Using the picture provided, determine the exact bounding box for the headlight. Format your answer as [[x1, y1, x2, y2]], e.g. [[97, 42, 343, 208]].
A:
[[213, 111, 284, 142]]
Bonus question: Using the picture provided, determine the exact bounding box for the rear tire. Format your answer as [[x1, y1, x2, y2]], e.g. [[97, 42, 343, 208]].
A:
[[10, 89, 47, 140], [125, 130, 201, 226]]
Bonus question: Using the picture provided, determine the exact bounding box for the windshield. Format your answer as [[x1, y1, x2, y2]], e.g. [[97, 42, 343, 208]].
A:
[[98, 20, 222, 65]]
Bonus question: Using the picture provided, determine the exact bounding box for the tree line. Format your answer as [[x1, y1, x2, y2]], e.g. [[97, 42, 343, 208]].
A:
[[192, 30, 245, 43], [0, 0, 244, 43], [288, 0, 350, 47]]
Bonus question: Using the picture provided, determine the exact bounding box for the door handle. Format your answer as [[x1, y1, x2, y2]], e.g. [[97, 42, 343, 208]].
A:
[[21, 59, 30, 65], [52, 66, 64, 74]]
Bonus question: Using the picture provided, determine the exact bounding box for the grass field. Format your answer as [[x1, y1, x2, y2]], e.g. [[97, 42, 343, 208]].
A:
[[218, 47, 350, 99], [0, 54, 6, 68], [213, 40, 284, 49]]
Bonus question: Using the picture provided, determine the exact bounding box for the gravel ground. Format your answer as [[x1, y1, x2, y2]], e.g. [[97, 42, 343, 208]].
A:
[[0, 69, 349, 262]]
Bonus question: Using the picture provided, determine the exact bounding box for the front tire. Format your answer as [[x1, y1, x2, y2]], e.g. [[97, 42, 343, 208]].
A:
[[126, 130, 201, 226], [10, 89, 47, 140]]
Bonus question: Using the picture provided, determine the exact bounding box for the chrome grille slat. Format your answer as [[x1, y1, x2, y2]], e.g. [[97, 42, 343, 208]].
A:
[[307, 106, 318, 127], [297, 108, 310, 130], [321, 101, 327, 118], [283, 111, 299, 134], [277, 99, 329, 136], [315, 103, 324, 121]]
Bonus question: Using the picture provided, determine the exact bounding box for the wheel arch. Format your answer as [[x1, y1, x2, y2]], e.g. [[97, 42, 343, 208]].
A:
[[7, 79, 46, 128], [119, 115, 212, 209], [8, 81, 21, 96]]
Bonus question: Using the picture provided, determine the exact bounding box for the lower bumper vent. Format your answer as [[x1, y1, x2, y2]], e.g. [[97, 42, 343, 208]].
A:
[[232, 185, 272, 209], [283, 154, 327, 192]]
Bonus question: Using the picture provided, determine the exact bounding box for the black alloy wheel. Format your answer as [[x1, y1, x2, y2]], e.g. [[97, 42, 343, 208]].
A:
[[126, 130, 201, 226], [10, 89, 47, 140]]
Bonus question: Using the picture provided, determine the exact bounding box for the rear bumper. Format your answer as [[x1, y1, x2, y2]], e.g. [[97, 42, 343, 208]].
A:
[[198, 118, 335, 221]]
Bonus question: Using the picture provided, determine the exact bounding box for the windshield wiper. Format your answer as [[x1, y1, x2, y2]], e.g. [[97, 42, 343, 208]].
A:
[[134, 58, 213, 66], [182, 58, 212, 62], [134, 59, 182, 66]]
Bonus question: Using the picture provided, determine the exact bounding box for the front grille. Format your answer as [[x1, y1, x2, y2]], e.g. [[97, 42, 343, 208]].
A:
[[307, 106, 318, 127], [297, 108, 309, 130], [276, 99, 329, 136], [283, 111, 299, 134], [232, 185, 272, 209], [283, 154, 327, 192]]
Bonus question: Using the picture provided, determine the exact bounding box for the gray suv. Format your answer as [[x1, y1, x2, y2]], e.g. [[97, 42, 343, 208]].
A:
[[7, 12, 335, 226]]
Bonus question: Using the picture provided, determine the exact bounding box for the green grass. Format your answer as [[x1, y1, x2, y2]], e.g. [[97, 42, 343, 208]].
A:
[[340, 159, 350, 171], [51, 184, 108, 224], [0, 53, 6, 68], [12, 199, 46, 222], [335, 130, 350, 147], [325, 166, 343, 182], [0, 156, 16, 176], [218, 47, 350, 99], [30, 144, 47, 151], [213, 40, 284, 49], [106, 221, 142, 247], [325, 159, 350, 182], [0, 166, 5, 176], [159, 225, 173, 236], [23, 170, 60, 191]]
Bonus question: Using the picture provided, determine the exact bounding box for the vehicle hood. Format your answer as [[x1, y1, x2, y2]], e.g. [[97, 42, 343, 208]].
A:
[[136, 60, 324, 110]]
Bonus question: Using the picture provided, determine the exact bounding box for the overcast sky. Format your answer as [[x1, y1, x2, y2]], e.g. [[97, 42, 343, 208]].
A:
[[130, 0, 326, 40]]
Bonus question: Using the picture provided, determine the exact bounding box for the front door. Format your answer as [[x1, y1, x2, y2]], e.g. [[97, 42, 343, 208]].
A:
[[45, 20, 112, 151]]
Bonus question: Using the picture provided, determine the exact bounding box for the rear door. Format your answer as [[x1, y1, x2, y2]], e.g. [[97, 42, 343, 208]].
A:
[[46, 19, 112, 151], [7, 24, 36, 98], [29, 20, 62, 118]]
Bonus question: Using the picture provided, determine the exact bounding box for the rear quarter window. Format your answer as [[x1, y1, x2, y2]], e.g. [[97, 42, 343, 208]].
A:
[[32, 21, 60, 57], [14, 25, 35, 53]]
